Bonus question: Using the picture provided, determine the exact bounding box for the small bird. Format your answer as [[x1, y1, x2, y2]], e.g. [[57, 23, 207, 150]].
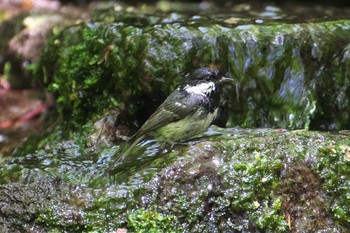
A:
[[107, 67, 232, 174]]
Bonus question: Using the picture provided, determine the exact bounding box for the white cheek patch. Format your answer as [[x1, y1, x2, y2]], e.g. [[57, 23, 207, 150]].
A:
[[185, 82, 215, 96], [175, 102, 186, 108]]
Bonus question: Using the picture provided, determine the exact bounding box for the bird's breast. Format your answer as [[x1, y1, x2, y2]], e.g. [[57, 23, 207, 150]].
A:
[[154, 107, 218, 142]]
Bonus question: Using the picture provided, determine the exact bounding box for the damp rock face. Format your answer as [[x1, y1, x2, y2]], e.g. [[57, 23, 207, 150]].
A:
[[38, 2, 350, 130], [1, 128, 350, 232], [1, 1, 350, 232], [0, 176, 89, 232]]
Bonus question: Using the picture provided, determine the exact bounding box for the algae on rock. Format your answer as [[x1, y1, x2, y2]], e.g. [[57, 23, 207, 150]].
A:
[[38, 10, 350, 130]]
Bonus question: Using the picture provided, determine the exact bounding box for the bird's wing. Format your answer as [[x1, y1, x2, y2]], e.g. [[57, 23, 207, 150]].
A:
[[131, 89, 208, 140]]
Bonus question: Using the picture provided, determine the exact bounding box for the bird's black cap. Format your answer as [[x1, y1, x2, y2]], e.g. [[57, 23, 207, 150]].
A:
[[184, 67, 231, 86]]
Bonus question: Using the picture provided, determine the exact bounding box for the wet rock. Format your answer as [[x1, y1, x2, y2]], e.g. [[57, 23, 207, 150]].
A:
[[0, 176, 88, 232], [2, 127, 350, 232], [88, 110, 130, 148], [37, 3, 350, 130]]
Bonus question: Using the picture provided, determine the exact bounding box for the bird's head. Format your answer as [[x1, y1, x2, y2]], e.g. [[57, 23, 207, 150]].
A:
[[184, 67, 231, 86], [182, 67, 232, 96]]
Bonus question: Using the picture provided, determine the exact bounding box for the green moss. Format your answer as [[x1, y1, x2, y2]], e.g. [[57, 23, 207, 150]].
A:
[[39, 24, 119, 124], [251, 197, 287, 232], [3, 126, 350, 231], [127, 208, 182, 233], [37, 15, 350, 130], [315, 144, 350, 225], [38, 22, 191, 126], [219, 143, 287, 231], [35, 208, 88, 233], [0, 164, 22, 185]]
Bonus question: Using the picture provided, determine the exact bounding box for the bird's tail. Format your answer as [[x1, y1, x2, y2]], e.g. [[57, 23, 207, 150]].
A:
[[105, 134, 145, 175]]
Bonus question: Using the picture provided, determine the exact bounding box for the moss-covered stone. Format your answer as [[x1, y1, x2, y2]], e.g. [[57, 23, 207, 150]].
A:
[[1, 128, 350, 232], [315, 144, 350, 225], [127, 208, 182, 232], [37, 6, 350, 130], [0, 176, 90, 232]]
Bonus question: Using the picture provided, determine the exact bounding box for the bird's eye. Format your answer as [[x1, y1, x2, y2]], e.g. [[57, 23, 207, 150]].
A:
[[207, 74, 217, 81]]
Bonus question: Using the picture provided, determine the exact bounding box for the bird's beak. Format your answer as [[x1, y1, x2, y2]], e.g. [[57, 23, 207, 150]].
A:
[[220, 77, 234, 83]]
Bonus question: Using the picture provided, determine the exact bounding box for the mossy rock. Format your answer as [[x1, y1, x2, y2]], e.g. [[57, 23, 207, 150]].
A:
[[37, 6, 350, 130], [1, 129, 350, 232]]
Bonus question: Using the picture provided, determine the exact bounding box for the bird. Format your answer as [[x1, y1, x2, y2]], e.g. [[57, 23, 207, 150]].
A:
[[107, 67, 232, 174]]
